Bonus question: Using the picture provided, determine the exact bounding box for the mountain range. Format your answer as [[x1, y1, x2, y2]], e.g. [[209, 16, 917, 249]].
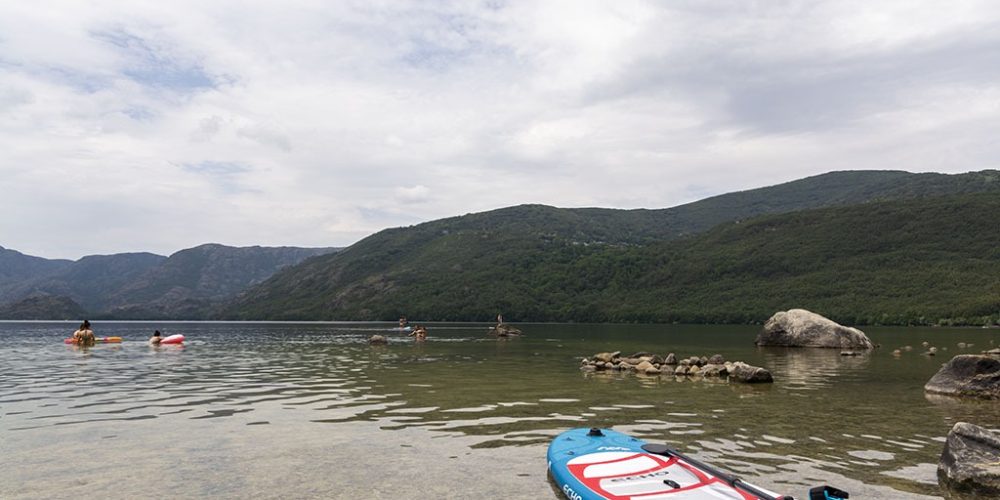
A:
[[4, 169, 999, 324], [0, 244, 337, 319]]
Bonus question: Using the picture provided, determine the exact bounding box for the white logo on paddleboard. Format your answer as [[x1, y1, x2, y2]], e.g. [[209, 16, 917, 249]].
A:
[[596, 446, 631, 451], [562, 484, 583, 500]]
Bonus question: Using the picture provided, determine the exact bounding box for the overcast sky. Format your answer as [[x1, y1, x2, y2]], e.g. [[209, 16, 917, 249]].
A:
[[2, 1, 999, 259]]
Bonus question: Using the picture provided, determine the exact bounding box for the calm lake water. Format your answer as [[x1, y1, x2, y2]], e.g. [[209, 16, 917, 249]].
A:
[[2, 321, 999, 499]]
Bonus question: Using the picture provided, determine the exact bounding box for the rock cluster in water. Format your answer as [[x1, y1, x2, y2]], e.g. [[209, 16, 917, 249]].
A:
[[579, 351, 773, 383], [756, 309, 875, 349], [938, 421, 1000, 497]]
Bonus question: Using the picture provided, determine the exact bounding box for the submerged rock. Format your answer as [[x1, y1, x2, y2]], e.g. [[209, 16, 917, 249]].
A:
[[938, 422, 1000, 497], [756, 309, 874, 349], [728, 362, 774, 384], [368, 335, 388, 345], [925, 355, 1000, 400]]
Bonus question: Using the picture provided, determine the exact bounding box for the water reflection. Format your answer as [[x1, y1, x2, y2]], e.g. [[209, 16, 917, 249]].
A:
[[759, 347, 871, 390]]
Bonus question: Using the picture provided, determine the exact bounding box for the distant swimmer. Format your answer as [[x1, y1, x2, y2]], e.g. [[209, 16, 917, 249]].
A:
[[399, 316, 408, 328], [149, 330, 162, 345], [408, 325, 428, 341], [73, 320, 95, 346]]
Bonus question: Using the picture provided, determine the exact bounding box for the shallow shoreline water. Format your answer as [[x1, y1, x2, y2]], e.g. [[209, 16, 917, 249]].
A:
[[2, 321, 998, 499]]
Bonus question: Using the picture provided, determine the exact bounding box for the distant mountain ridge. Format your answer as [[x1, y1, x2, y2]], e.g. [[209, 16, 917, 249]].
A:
[[222, 169, 1000, 324], [0, 244, 338, 319]]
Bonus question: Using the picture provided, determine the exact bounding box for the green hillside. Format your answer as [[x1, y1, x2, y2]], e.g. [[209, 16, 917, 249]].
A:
[[223, 191, 1000, 326]]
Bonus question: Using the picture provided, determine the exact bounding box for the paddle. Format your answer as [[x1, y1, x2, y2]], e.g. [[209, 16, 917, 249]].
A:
[[640, 443, 848, 500]]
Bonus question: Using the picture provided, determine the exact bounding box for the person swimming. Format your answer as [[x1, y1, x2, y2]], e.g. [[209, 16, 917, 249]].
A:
[[408, 325, 427, 341], [149, 330, 162, 345]]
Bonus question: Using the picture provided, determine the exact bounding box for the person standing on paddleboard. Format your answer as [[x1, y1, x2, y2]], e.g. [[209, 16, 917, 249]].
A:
[[73, 320, 95, 346]]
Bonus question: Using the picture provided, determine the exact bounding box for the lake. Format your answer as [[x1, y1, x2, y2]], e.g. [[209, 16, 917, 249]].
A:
[[2, 321, 998, 499]]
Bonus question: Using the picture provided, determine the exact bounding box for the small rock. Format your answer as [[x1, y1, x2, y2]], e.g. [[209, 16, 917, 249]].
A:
[[728, 362, 774, 384], [593, 351, 621, 363], [892, 349, 902, 356], [644, 366, 661, 375], [664, 353, 678, 365], [687, 365, 702, 376], [708, 354, 725, 364], [958, 342, 967, 349], [701, 364, 728, 377], [581, 365, 596, 372], [635, 360, 655, 372], [674, 365, 688, 376]]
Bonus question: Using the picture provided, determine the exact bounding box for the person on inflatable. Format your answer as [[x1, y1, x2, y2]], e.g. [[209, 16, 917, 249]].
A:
[[149, 330, 162, 345], [73, 320, 96, 346]]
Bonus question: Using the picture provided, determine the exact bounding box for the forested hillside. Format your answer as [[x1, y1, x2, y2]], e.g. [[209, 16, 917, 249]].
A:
[[224, 190, 1000, 326]]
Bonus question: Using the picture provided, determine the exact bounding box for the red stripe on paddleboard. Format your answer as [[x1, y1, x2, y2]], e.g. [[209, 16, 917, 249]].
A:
[[567, 452, 759, 499]]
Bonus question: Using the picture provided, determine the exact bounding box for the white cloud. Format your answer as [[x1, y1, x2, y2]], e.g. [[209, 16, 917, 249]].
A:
[[1, 0, 999, 259]]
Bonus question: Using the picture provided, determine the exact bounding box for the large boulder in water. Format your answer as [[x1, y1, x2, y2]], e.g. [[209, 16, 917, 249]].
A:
[[938, 422, 1000, 497], [756, 309, 874, 349], [925, 355, 1000, 400]]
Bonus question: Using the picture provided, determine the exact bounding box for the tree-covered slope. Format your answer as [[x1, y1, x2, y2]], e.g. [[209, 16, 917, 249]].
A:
[[0, 294, 87, 320], [102, 244, 339, 318], [224, 192, 1000, 325], [9, 253, 167, 311]]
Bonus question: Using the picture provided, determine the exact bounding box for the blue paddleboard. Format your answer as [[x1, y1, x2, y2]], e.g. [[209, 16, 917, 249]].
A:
[[547, 428, 788, 500]]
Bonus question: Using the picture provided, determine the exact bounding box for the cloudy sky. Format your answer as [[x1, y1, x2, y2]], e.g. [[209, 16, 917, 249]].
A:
[[2, 1, 999, 259]]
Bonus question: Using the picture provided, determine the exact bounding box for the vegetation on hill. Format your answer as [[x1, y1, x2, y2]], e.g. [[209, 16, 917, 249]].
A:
[[0, 294, 86, 320], [224, 192, 1000, 326]]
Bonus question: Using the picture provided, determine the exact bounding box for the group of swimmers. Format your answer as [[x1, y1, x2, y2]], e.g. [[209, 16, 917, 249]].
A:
[[71, 320, 171, 346], [399, 317, 428, 341]]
